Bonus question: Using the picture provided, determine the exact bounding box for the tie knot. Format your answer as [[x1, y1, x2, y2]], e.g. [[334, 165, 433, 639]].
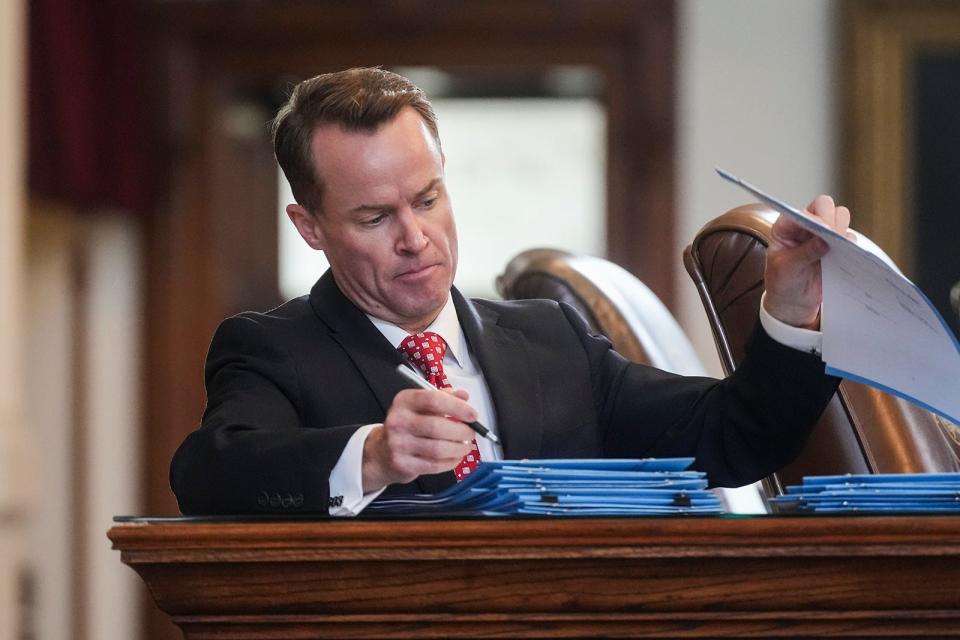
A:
[[397, 332, 449, 385]]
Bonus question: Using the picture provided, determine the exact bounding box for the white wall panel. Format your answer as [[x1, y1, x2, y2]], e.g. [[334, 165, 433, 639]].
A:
[[82, 214, 143, 640]]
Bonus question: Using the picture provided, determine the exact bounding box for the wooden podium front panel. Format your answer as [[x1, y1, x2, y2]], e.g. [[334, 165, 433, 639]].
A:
[[109, 516, 960, 639]]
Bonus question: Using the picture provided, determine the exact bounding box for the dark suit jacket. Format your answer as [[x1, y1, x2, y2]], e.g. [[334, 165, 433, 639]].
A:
[[170, 270, 838, 515]]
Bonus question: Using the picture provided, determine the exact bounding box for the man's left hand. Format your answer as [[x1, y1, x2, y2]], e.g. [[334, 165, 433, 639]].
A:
[[763, 194, 853, 329]]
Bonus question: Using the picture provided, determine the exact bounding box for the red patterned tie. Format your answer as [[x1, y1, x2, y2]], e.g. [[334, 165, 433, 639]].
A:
[[397, 331, 481, 480]]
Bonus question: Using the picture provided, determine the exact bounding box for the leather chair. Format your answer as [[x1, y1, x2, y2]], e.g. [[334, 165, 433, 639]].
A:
[[496, 248, 705, 376], [683, 204, 960, 498], [496, 248, 766, 513]]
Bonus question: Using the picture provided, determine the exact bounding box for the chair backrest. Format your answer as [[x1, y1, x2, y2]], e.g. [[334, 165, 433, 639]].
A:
[[496, 248, 706, 376], [683, 204, 960, 495]]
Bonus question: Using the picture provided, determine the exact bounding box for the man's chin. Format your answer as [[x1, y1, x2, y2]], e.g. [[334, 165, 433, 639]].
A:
[[387, 290, 449, 326]]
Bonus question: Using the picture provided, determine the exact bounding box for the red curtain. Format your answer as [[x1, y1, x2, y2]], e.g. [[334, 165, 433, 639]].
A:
[[29, 0, 159, 214]]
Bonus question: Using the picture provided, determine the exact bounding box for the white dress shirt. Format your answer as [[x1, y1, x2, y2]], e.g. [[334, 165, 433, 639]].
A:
[[328, 294, 502, 515], [328, 293, 821, 516]]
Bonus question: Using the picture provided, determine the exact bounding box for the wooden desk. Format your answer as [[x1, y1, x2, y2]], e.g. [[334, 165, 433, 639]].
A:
[[109, 516, 960, 639]]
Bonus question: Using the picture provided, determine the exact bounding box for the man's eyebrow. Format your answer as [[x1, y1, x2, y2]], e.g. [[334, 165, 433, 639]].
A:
[[350, 203, 392, 214], [350, 178, 442, 213], [414, 178, 442, 199]]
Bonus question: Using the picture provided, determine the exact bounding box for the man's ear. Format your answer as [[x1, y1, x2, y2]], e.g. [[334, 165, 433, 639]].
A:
[[287, 203, 325, 251]]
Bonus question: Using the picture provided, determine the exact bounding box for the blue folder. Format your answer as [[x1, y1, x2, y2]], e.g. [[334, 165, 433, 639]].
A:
[[367, 458, 724, 517], [770, 472, 960, 513]]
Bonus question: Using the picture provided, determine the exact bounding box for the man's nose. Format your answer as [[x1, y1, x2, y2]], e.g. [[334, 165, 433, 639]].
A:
[[395, 207, 428, 253]]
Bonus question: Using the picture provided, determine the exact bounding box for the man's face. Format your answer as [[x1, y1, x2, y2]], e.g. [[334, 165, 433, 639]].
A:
[[287, 107, 458, 332]]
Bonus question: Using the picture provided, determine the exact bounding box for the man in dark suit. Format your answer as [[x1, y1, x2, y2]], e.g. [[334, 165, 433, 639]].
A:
[[171, 68, 846, 516]]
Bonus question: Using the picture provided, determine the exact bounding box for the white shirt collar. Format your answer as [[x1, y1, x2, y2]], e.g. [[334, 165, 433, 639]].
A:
[[367, 294, 467, 367]]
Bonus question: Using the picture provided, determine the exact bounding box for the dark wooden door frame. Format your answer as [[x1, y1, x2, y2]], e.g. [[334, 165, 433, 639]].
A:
[[143, 2, 675, 636]]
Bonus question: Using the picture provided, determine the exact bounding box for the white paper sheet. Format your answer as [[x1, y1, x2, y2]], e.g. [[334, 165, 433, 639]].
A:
[[717, 168, 960, 423]]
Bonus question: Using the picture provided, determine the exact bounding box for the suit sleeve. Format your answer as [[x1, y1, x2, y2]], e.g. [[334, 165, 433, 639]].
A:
[[559, 304, 840, 487], [170, 314, 362, 515]]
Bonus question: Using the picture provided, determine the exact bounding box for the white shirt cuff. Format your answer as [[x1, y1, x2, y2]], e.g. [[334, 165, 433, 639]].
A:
[[328, 423, 386, 517], [759, 292, 823, 358]]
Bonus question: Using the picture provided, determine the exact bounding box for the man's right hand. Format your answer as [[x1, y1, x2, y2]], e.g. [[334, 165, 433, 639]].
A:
[[361, 388, 477, 493]]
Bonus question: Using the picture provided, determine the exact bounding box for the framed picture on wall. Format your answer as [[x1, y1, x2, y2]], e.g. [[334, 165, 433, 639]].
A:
[[843, 0, 960, 337]]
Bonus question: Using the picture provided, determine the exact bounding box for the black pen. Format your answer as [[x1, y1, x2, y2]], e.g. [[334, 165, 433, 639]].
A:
[[395, 364, 501, 444]]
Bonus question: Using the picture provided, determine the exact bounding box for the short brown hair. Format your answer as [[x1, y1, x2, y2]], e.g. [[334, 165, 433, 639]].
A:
[[272, 67, 440, 213]]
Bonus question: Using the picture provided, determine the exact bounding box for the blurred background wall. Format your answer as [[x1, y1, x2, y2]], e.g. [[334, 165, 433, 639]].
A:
[[3, 1, 958, 639], [1, 0, 29, 638], [676, 0, 836, 372]]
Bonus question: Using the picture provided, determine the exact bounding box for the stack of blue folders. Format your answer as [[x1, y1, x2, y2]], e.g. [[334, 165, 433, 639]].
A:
[[366, 458, 724, 516], [770, 473, 960, 513]]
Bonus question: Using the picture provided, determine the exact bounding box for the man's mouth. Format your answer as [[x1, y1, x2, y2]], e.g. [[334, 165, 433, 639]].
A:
[[396, 263, 439, 280]]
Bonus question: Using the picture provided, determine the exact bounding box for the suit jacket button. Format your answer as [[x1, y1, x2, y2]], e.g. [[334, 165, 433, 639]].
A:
[[257, 491, 269, 507], [281, 494, 293, 508], [269, 492, 282, 507], [293, 493, 304, 508]]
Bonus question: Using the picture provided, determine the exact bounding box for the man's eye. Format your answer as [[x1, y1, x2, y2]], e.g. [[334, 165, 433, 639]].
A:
[[419, 197, 437, 209], [363, 214, 386, 226]]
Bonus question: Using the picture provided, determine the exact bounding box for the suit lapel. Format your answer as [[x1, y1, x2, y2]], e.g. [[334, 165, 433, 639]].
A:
[[453, 290, 544, 459], [309, 272, 456, 493], [309, 272, 408, 415]]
